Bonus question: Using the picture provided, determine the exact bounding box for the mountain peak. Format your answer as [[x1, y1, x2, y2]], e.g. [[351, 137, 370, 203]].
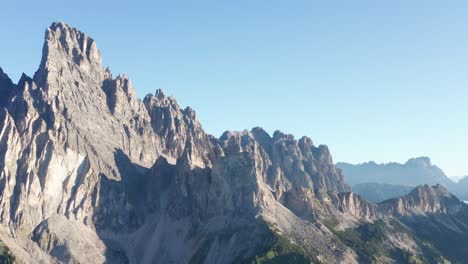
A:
[[405, 156, 432, 167], [409, 184, 453, 199], [379, 184, 462, 216], [48, 21, 68, 31], [46, 22, 101, 63], [0, 67, 12, 83], [34, 22, 103, 86], [0, 67, 15, 107]]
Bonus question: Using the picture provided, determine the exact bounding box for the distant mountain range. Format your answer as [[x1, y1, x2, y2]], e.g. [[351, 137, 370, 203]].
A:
[[456, 176, 468, 200], [337, 157, 468, 201]]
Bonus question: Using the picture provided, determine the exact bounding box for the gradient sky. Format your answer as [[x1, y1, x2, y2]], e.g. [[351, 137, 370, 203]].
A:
[[1, 1, 467, 177]]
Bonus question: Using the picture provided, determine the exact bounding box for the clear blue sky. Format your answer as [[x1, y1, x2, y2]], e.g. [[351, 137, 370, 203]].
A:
[[1, 0, 468, 177]]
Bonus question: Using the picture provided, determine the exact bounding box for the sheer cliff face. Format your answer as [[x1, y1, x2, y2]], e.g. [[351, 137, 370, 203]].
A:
[[0, 68, 15, 107]]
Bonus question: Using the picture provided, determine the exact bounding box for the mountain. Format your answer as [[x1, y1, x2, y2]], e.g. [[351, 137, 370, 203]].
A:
[[327, 184, 468, 263], [0, 68, 15, 107], [352, 183, 414, 203], [450, 175, 467, 183], [0, 22, 467, 263], [336, 157, 456, 187], [454, 176, 468, 200]]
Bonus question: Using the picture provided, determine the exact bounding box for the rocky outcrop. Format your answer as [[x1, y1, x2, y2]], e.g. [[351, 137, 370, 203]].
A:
[[217, 128, 352, 221], [143, 89, 221, 167], [31, 214, 109, 263], [379, 184, 464, 216], [0, 109, 21, 223], [332, 192, 380, 219]]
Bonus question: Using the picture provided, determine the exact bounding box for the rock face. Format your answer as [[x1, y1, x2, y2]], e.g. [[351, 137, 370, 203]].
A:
[[379, 184, 464, 216], [0, 22, 467, 264]]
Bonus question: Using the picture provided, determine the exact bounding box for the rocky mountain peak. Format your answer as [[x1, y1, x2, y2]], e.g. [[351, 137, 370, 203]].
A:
[[379, 184, 463, 216], [0, 68, 15, 107], [408, 184, 454, 200], [405, 156, 432, 167], [154, 88, 166, 99], [0, 67, 11, 82], [48, 22, 101, 66], [34, 22, 104, 88], [272, 130, 294, 141]]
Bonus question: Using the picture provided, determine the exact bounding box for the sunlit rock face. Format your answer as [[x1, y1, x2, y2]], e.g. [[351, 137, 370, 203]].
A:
[[0, 22, 467, 264]]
